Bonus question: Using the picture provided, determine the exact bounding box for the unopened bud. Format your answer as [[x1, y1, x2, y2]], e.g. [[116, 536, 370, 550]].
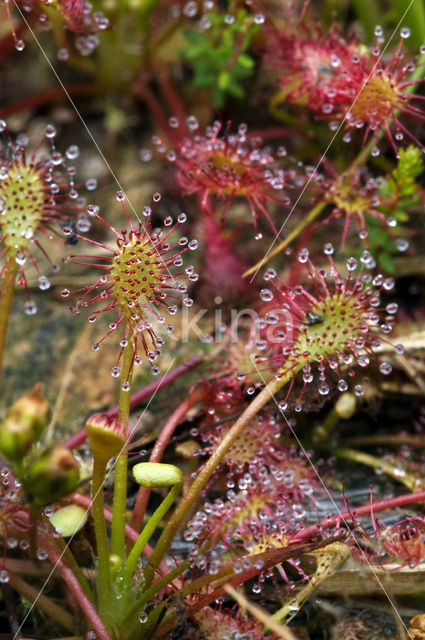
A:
[[335, 392, 356, 420], [25, 447, 80, 506], [86, 413, 126, 462], [0, 384, 50, 464], [132, 462, 183, 488]]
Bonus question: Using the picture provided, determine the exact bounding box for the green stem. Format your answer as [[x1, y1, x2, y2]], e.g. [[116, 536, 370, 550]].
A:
[[125, 560, 189, 622], [243, 202, 327, 277], [143, 369, 301, 588], [124, 481, 182, 591], [334, 447, 421, 492], [0, 260, 17, 386], [92, 457, 111, 615], [110, 343, 134, 560]]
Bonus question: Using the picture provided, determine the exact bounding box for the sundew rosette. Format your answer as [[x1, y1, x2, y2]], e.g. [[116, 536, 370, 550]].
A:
[[2, 0, 110, 56], [63, 192, 198, 378], [145, 116, 290, 237], [0, 121, 94, 314], [265, 13, 425, 154], [250, 244, 403, 409]]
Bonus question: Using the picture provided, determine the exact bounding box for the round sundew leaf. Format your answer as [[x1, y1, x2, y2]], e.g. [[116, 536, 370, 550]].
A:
[[49, 504, 88, 537]]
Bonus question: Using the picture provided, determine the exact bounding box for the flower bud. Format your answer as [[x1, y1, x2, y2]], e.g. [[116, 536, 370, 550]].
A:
[[0, 384, 50, 464], [25, 447, 80, 506], [86, 413, 126, 463]]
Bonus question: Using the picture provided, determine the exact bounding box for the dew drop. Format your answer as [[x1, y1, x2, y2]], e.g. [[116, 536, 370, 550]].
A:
[[260, 288, 273, 301], [116, 191, 125, 202], [111, 366, 120, 378], [0, 570, 9, 583], [401, 27, 411, 38], [15, 252, 27, 266], [338, 379, 348, 392], [37, 548, 48, 561], [396, 238, 409, 252], [86, 178, 98, 191], [297, 248, 309, 263], [86, 204, 99, 217], [45, 124, 57, 139], [58, 47, 69, 60], [15, 39, 25, 51], [24, 300, 37, 315], [38, 276, 51, 291], [380, 362, 392, 375]]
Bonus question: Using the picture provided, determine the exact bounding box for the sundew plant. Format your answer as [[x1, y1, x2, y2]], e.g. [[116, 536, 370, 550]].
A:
[[2, 1, 425, 639]]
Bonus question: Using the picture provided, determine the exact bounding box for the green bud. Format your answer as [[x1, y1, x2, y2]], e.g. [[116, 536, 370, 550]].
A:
[[25, 447, 80, 506], [86, 413, 126, 463], [0, 384, 50, 464], [132, 462, 183, 488]]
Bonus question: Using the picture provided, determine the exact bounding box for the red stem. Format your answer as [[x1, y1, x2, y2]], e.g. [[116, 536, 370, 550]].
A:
[[130, 388, 205, 532], [41, 536, 113, 640], [157, 73, 189, 137], [0, 83, 101, 118], [62, 356, 203, 450], [293, 490, 425, 543], [133, 82, 176, 141]]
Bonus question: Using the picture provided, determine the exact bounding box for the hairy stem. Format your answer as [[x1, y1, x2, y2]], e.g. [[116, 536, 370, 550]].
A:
[[131, 388, 204, 532], [62, 355, 202, 450], [0, 260, 17, 386], [243, 202, 326, 277], [110, 342, 134, 560], [124, 481, 182, 593], [144, 372, 299, 588], [91, 457, 111, 615], [293, 490, 425, 542]]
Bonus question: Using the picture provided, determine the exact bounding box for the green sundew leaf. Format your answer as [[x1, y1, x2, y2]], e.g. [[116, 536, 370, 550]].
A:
[[378, 252, 395, 273], [218, 71, 231, 90], [237, 53, 255, 69]]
